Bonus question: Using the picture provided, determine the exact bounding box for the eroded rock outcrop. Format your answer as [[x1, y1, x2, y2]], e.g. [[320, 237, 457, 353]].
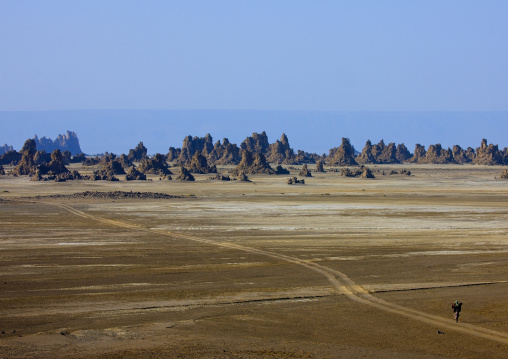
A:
[[287, 177, 305, 185], [188, 151, 217, 174], [177, 134, 214, 165], [0, 164, 4, 175], [231, 150, 275, 176], [12, 139, 37, 176], [0, 150, 22, 166], [38, 149, 70, 176], [408, 144, 427, 163], [327, 138, 358, 166], [0, 144, 14, 156], [207, 138, 241, 165], [176, 166, 195, 181], [125, 166, 147, 181], [267, 133, 296, 164], [340, 166, 375, 178], [275, 165, 290, 175], [209, 173, 231, 181], [128, 142, 148, 162], [137, 154, 172, 176], [299, 164, 312, 177], [33, 131, 82, 156], [474, 139, 504, 165], [241, 131, 270, 154], [166, 147, 181, 163], [452, 145, 474, 164], [396, 144, 412, 163], [315, 160, 325, 172]]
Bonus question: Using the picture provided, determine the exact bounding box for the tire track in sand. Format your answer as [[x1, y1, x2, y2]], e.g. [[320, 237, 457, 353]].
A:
[[55, 202, 508, 345]]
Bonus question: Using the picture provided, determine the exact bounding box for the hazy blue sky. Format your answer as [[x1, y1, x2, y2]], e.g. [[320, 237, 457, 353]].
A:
[[1, 2, 507, 154], [1, 1, 507, 111]]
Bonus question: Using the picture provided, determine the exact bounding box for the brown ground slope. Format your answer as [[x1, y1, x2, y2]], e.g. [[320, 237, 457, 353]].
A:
[[0, 164, 508, 358]]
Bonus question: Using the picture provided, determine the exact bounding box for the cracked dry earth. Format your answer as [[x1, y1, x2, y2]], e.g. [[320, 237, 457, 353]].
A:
[[1, 165, 508, 358]]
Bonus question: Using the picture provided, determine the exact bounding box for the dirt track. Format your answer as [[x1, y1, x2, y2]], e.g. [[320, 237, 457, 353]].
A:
[[1, 165, 508, 358]]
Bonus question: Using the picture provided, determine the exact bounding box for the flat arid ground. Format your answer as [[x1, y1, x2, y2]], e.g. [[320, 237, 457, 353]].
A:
[[1, 165, 508, 358]]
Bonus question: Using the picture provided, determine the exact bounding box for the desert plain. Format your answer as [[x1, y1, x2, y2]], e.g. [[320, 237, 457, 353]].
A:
[[1, 164, 508, 358]]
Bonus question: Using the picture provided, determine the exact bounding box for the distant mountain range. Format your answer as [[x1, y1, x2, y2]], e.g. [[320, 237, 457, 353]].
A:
[[32, 130, 82, 156]]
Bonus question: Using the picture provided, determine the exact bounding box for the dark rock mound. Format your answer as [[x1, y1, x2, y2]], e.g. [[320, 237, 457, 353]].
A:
[[209, 173, 231, 181], [125, 167, 147, 181], [32, 191, 180, 200], [128, 142, 148, 162], [299, 164, 312, 177], [70, 153, 87, 164], [37, 149, 70, 176], [327, 138, 358, 166], [0, 164, 5, 175], [315, 160, 325, 172], [500, 170, 508, 179], [275, 165, 290, 175], [341, 166, 375, 178], [176, 167, 195, 181], [138, 154, 172, 176], [287, 177, 305, 185], [236, 172, 251, 182], [0, 150, 22, 166], [423, 144, 454, 164], [188, 151, 217, 174], [231, 150, 275, 176]]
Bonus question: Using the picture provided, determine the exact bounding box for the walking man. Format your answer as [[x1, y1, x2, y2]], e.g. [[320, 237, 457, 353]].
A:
[[452, 300, 462, 322]]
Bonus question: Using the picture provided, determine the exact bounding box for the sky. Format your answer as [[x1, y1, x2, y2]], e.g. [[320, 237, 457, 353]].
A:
[[1, 1, 508, 153]]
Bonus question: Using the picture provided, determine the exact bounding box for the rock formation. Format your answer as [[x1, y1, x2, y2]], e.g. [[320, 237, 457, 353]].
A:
[[408, 144, 427, 163], [287, 177, 305, 185], [0, 150, 22, 166], [357, 140, 399, 164], [474, 139, 504, 165], [299, 164, 312, 177], [33, 131, 82, 156], [137, 153, 172, 176], [327, 138, 358, 166], [241, 131, 270, 154], [424, 144, 454, 164], [233, 172, 249, 182], [207, 138, 241, 165], [275, 165, 290, 175], [294, 150, 321, 164], [188, 151, 217, 174], [0, 164, 4, 175], [356, 140, 377, 164], [452, 145, 473, 164], [176, 166, 195, 181], [231, 150, 275, 176], [38, 149, 69, 176], [396, 144, 412, 163], [99, 154, 126, 175], [177, 134, 214, 165], [315, 160, 325, 172], [341, 166, 375, 178], [500, 169, 508, 179], [125, 166, 147, 181], [267, 133, 296, 164], [166, 147, 181, 163], [127, 142, 148, 162], [0, 144, 14, 156], [12, 139, 38, 176], [209, 173, 231, 181]]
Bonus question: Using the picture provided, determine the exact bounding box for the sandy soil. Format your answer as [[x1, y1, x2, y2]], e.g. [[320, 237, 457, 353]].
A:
[[1, 164, 508, 358]]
